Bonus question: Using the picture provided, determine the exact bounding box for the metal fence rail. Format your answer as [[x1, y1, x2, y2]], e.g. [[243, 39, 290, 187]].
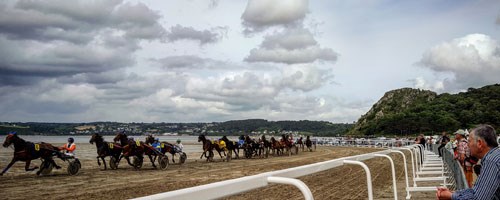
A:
[[132, 145, 425, 200], [133, 143, 470, 200], [433, 145, 468, 190]]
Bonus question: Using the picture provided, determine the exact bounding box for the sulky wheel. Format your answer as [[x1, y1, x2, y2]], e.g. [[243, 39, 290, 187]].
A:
[[158, 155, 169, 170], [179, 152, 187, 164], [132, 156, 143, 170], [109, 157, 118, 170], [39, 160, 54, 176], [67, 160, 80, 175], [245, 149, 252, 159]]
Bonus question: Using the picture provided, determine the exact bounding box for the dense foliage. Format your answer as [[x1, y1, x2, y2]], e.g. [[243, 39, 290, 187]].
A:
[[206, 119, 353, 136], [1, 120, 353, 136], [352, 84, 500, 136]]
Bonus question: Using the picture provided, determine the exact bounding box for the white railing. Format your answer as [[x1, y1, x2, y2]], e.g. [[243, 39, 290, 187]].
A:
[[133, 144, 423, 200]]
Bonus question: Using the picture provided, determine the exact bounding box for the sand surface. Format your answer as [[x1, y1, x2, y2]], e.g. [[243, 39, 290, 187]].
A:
[[0, 143, 436, 199]]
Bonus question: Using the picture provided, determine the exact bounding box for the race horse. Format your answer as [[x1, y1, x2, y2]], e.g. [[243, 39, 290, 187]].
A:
[[297, 137, 304, 152], [270, 137, 284, 156], [1, 133, 62, 176], [260, 135, 271, 158], [114, 132, 157, 169], [220, 136, 239, 159], [280, 134, 293, 156], [305, 136, 313, 152], [144, 135, 183, 164], [198, 135, 215, 162], [242, 136, 261, 158], [89, 133, 123, 170]]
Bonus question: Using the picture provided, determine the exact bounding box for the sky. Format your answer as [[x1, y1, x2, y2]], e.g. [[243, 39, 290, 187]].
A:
[[0, 0, 499, 123]]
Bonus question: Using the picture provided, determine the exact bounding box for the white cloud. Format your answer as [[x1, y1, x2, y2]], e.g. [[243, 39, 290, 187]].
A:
[[165, 24, 225, 45], [411, 77, 444, 92], [245, 28, 338, 64], [153, 55, 230, 70], [419, 33, 500, 91], [241, 0, 308, 34], [280, 64, 334, 91]]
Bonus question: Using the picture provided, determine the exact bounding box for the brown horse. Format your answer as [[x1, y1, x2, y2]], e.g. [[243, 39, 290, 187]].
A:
[[270, 137, 284, 156], [1, 133, 62, 176], [198, 135, 214, 162], [89, 133, 123, 170], [297, 137, 304, 152], [113, 133, 156, 169]]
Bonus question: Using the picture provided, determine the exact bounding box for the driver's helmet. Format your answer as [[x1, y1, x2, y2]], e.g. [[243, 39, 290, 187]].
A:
[[176, 139, 181, 144], [68, 137, 74, 143], [155, 138, 160, 142]]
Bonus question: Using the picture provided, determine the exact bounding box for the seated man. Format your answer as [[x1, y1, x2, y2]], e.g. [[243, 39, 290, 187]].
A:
[[151, 138, 162, 152], [219, 139, 226, 151], [175, 139, 183, 152], [59, 137, 76, 157]]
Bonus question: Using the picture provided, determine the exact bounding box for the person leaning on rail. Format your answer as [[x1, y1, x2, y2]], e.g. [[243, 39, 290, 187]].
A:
[[436, 124, 500, 200]]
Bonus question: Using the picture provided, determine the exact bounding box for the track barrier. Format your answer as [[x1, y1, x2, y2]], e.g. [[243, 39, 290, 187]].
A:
[[133, 143, 467, 200]]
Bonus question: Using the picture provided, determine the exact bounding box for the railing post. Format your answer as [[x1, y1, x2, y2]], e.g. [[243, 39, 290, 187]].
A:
[[267, 176, 314, 200], [400, 147, 417, 187], [390, 149, 410, 199], [374, 154, 397, 200], [344, 160, 373, 200]]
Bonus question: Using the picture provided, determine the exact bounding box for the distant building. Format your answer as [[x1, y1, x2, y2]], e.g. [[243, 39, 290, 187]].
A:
[[74, 125, 96, 131]]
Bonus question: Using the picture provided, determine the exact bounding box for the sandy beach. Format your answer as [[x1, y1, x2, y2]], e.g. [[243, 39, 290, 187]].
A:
[[0, 143, 435, 200]]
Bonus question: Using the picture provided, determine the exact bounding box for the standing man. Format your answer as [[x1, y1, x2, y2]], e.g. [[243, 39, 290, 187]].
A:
[[438, 131, 450, 157], [454, 129, 474, 188], [437, 124, 499, 199]]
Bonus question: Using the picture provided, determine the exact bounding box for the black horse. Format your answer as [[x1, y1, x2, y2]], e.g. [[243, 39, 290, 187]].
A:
[[220, 136, 239, 159], [305, 136, 313, 152], [1, 133, 62, 176], [89, 133, 123, 170]]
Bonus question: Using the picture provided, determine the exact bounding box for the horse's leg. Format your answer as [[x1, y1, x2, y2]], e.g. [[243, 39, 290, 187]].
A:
[[25, 160, 39, 171], [171, 153, 176, 163], [97, 156, 102, 166], [101, 157, 107, 170], [217, 150, 224, 159], [148, 154, 157, 168], [50, 159, 61, 169], [0, 158, 17, 175], [200, 151, 206, 159], [233, 149, 239, 159], [125, 156, 134, 166]]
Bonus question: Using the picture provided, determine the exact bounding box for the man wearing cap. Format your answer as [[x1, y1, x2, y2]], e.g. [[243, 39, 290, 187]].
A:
[[437, 124, 499, 200], [454, 129, 473, 187]]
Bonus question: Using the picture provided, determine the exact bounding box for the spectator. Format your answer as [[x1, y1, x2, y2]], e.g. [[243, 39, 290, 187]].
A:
[[454, 129, 473, 187], [437, 124, 499, 199], [438, 131, 450, 157]]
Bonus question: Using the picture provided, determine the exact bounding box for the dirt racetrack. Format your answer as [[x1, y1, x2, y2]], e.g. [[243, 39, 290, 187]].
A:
[[0, 144, 436, 200]]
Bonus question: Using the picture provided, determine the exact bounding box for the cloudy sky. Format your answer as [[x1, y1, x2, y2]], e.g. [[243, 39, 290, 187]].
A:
[[0, 0, 499, 123]]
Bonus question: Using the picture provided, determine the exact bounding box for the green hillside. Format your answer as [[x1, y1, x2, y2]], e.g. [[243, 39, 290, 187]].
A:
[[350, 84, 500, 136]]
